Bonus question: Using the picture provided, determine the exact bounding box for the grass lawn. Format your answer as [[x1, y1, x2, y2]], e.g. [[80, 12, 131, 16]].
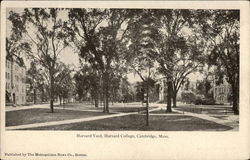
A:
[[6, 108, 112, 127], [150, 109, 181, 114], [54, 103, 103, 111], [174, 106, 234, 115], [109, 106, 157, 113], [55, 103, 157, 113], [24, 114, 232, 131]]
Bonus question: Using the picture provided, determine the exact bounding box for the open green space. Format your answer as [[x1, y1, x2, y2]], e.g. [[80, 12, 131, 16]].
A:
[[150, 109, 181, 114], [24, 114, 232, 131], [174, 105, 234, 115], [6, 108, 112, 126], [55, 103, 157, 113]]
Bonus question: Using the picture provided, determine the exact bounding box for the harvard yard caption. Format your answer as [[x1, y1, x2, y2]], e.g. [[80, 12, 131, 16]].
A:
[[77, 133, 169, 139]]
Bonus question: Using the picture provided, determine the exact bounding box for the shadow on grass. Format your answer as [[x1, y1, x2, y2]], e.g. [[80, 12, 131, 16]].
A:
[[6, 108, 113, 127], [23, 114, 233, 131], [150, 109, 181, 114], [54, 103, 157, 113], [174, 107, 234, 115]]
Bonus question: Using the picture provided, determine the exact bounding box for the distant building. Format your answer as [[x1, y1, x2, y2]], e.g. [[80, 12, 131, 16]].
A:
[[212, 77, 231, 104], [156, 77, 197, 102], [5, 58, 26, 105], [155, 78, 167, 102]]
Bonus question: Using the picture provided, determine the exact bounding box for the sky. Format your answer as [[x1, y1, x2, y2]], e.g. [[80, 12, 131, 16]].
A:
[[6, 8, 204, 84]]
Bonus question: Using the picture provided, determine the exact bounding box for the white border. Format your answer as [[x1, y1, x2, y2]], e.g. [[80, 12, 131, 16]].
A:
[[1, 1, 249, 160]]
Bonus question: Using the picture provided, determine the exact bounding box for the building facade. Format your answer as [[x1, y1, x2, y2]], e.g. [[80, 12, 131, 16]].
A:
[[212, 77, 231, 104], [5, 59, 26, 105]]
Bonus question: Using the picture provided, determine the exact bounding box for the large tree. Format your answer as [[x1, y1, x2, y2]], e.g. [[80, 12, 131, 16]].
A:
[[157, 35, 205, 107], [8, 8, 70, 112], [198, 10, 240, 114], [126, 9, 157, 126], [54, 62, 74, 105], [26, 61, 47, 104], [67, 8, 133, 112], [151, 9, 198, 112], [74, 64, 101, 107]]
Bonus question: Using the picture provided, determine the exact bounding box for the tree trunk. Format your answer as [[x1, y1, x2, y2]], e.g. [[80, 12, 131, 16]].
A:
[[33, 89, 36, 104], [50, 72, 54, 113], [232, 96, 239, 114], [94, 98, 99, 108], [94, 92, 99, 108], [231, 84, 239, 115], [172, 91, 177, 108], [102, 75, 106, 112], [50, 98, 54, 113], [59, 95, 62, 106], [166, 79, 172, 112], [146, 80, 149, 126], [102, 71, 110, 113], [105, 76, 109, 113]]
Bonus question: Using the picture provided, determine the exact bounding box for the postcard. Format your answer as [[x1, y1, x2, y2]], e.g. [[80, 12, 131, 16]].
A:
[[1, 1, 249, 160]]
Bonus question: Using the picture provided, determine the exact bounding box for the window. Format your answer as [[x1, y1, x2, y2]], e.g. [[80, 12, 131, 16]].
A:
[[6, 61, 10, 68], [15, 65, 18, 71], [15, 75, 19, 82]]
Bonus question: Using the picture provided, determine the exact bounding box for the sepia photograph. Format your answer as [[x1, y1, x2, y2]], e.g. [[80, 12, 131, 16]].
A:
[[1, 1, 249, 160], [5, 7, 240, 131]]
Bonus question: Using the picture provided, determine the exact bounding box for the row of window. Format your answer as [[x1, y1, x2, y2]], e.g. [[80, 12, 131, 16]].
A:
[[15, 95, 25, 103], [6, 61, 11, 69], [6, 82, 26, 93], [215, 86, 229, 95], [6, 61, 25, 73], [6, 82, 11, 90], [5, 72, 26, 83], [5, 72, 10, 80], [216, 96, 226, 103]]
